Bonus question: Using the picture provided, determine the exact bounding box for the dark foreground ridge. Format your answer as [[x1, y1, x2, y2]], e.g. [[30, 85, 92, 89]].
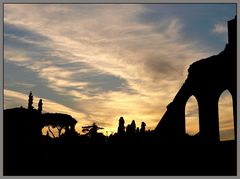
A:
[[3, 17, 237, 176]]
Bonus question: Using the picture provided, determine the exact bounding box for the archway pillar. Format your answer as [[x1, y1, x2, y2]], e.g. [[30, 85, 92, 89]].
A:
[[232, 91, 237, 141], [198, 93, 220, 144], [171, 103, 186, 141]]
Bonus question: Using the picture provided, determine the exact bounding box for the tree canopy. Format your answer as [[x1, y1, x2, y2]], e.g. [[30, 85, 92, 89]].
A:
[[42, 113, 77, 138]]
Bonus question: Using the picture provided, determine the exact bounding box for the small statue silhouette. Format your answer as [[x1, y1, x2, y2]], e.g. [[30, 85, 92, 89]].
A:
[[28, 91, 34, 110], [38, 99, 43, 113]]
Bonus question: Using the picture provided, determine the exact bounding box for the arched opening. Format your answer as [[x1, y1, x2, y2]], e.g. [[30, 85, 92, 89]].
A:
[[218, 90, 234, 141], [185, 95, 199, 136]]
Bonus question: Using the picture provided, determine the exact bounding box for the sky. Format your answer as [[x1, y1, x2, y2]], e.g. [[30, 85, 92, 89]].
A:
[[3, 4, 236, 140]]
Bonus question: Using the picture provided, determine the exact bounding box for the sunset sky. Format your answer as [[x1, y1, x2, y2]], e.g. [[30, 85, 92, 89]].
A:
[[4, 4, 236, 140]]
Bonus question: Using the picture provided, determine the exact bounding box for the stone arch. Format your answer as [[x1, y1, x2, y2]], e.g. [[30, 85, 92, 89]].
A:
[[155, 16, 236, 144], [185, 95, 200, 136], [218, 89, 235, 141]]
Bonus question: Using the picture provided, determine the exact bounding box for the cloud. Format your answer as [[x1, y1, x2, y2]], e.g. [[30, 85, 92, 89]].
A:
[[213, 22, 228, 34], [4, 4, 233, 135], [4, 22, 50, 43], [4, 47, 30, 62]]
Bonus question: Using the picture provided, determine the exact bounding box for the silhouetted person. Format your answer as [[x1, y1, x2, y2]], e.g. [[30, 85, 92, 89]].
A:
[[140, 122, 146, 134], [28, 91, 34, 110], [117, 116, 125, 135], [126, 124, 131, 136], [126, 120, 136, 136], [38, 99, 43, 113], [130, 120, 136, 134], [136, 127, 140, 134]]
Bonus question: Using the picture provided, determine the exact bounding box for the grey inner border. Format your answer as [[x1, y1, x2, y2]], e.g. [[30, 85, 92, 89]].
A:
[[0, 0, 239, 179]]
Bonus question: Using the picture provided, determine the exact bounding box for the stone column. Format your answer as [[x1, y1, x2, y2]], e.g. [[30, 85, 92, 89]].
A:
[[198, 93, 220, 144], [232, 92, 237, 140]]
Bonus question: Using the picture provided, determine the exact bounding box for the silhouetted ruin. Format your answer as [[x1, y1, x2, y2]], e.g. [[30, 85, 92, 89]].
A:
[[155, 16, 236, 145]]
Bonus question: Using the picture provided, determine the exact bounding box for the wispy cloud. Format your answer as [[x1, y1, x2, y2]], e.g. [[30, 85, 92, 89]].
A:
[[4, 46, 30, 62], [4, 4, 235, 137]]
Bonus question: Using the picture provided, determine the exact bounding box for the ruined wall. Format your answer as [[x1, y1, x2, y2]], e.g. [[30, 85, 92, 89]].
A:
[[155, 16, 236, 144]]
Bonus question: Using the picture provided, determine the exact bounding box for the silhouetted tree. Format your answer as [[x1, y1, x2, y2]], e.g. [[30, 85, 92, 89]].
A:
[[117, 116, 125, 135], [28, 91, 33, 110], [82, 123, 105, 144], [82, 123, 104, 137], [48, 126, 56, 138], [46, 130, 49, 137], [42, 113, 77, 138], [38, 99, 43, 113]]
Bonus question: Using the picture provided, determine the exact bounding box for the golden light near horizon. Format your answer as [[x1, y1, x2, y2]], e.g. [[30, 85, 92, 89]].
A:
[[219, 90, 235, 141], [185, 96, 199, 136], [184, 91, 235, 140]]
